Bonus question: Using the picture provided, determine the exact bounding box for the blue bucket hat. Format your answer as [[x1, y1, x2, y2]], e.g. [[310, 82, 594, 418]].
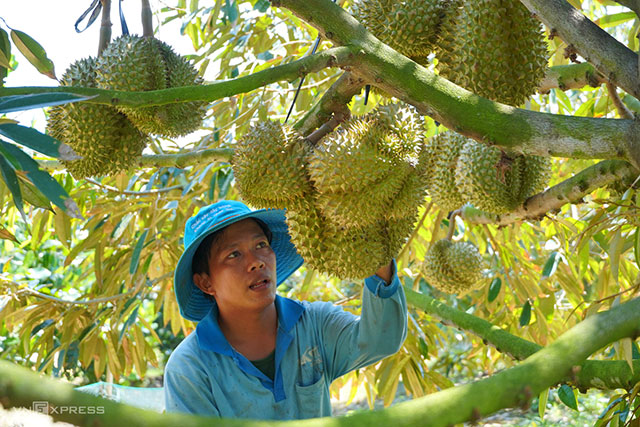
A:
[[174, 200, 304, 322]]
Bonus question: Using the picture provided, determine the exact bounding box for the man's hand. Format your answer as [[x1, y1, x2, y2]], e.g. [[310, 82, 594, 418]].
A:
[[374, 261, 393, 285]]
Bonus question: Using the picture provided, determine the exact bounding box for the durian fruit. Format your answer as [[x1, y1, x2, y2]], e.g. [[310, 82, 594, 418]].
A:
[[232, 121, 313, 210], [308, 103, 425, 227], [455, 138, 551, 213], [352, 0, 459, 63], [47, 57, 149, 178], [286, 197, 402, 279], [422, 239, 484, 293], [426, 131, 468, 212], [436, 0, 548, 106], [96, 35, 207, 137]]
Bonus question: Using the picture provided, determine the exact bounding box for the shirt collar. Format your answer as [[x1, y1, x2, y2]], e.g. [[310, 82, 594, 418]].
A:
[[195, 295, 306, 353]]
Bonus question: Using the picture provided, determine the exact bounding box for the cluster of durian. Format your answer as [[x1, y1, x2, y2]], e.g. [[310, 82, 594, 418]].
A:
[[422, 238, 484, 293], [233, 103, 429, 279], [425, 131, 551, 214], [351, 0, 548, 106], [47, 35, 206, 178]]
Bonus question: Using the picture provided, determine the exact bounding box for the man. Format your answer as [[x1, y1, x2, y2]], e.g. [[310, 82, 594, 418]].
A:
[[164, 200, 407, 419]]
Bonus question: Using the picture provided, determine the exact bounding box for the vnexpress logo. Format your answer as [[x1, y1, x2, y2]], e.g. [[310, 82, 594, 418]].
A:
[[31, 401, 105, 415]]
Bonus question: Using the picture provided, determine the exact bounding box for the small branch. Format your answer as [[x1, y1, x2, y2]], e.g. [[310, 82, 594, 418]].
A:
[[405, 288, 640, 391], [0, 46, 356, 108], [98, 0, 112, 56], [606, 82, 635, 119], [538, 63, 604, 93], [446, 210, 461, 240], [38, 148, 234, 171], [520, 0, 640, 100], [461, 160, 639, 226], [303, 111, 347, 145], [141, 0, 153, 37], [84, 178, 183, 195], [294, 71, 365, 136]]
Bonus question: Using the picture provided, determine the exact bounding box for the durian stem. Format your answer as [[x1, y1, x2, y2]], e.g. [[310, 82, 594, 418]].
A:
[[519, 0, 640, 100], [294, 72, 364, 136], [460, 160, 639, 226], [303, 111, 347, 146], [404, 287, 640, 391], [445, 210, 461, 240], [606, 82, 634, 119], [141, 0, 153, 37], [98, 0, 112, 56]]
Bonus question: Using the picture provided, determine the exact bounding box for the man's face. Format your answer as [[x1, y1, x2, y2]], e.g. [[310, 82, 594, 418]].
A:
[[197, 218, 277, 314]]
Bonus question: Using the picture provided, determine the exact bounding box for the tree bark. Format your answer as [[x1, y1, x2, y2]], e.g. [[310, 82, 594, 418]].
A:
[[520, 0, 640, 100]]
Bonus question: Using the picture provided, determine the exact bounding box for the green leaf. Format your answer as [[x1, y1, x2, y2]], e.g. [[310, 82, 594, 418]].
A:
[[0, 93, 91, 114], [609, 228, 623, 283], [519, 300, 532, 327], [17, 175, 52, 211], [538, 388, 549, 418], [0, 154, 26, 222], [0, 140, 81, 218], [0, 28, 12, 69], [254, 0, 270, 12], [558, 384, 578, 411], [218, 167, 233, 198], [10, 29, 56, 79], [0, 224, 18, 242], [130, 230, 149, 275], [596, 11, 636, 28], [119, 306, 140, 343], [0, 123, 78, 160], [487, 277, 501, 303], [634, 227, 640, 271], [541, 251, 561, 280]]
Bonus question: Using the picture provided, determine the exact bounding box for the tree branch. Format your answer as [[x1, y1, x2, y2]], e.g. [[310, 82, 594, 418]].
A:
[[460, 160, 639, 226], [273, 0, 640, 169], [538, 63, 603, 93], [606, 82, 635, 119], [519, 0, 640, 100], [39, 148, 234, 171], [0, 46, 357, 107], [405, 288, 640, 391], [98, 0, 112, 56], [294, 71, 365, 135], [3, 295, 639, 426]]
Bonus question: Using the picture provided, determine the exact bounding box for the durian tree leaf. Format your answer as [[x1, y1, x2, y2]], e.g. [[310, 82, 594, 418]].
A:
[[487, 277, 501, 302], [634, 227, 640, 268], [0, 140, 81, 218], [0, 223, 17, 242], [118, 305, 140, 343], [519, 300, 532, 327], [538, 388, 549, 418], [608, 228, 623, 283], [17, 174, 53, 211], [0, 154, 26, 223], [0, 28, 12, 69], [558, 384, 579, 411], [596, 11, 636, 28], [541, 251, 561, 280], [129, 229, 149, 275], [0, 123, 79, 160], [619, 337, 634, 372], [9, 29, 56, 79], [0, 93, 92, 114]]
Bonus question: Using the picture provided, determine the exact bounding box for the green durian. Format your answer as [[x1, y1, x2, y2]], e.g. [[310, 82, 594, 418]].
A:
[[47, 57, 149, 178], [422, 239, 484, 293], [436, 0, 548, 106], [427, 131, 467, 212], [233, 120, 313, 209], [96, 35, 207, 137]]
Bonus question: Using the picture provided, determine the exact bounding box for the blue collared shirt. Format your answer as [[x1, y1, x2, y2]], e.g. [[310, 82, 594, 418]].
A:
[[164, 261, 407, 419]]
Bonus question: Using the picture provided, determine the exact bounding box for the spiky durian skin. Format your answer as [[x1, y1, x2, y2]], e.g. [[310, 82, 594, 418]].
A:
[[427, 132, 467, 212], [352, 0, 458, 63], [233, 121, 312, 210], [436, 0, 548, 106], [96, 35, 206, 137], [455, 139, 551, 214], [422, 239, 484, 293], [47, 57, 148, 178]]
